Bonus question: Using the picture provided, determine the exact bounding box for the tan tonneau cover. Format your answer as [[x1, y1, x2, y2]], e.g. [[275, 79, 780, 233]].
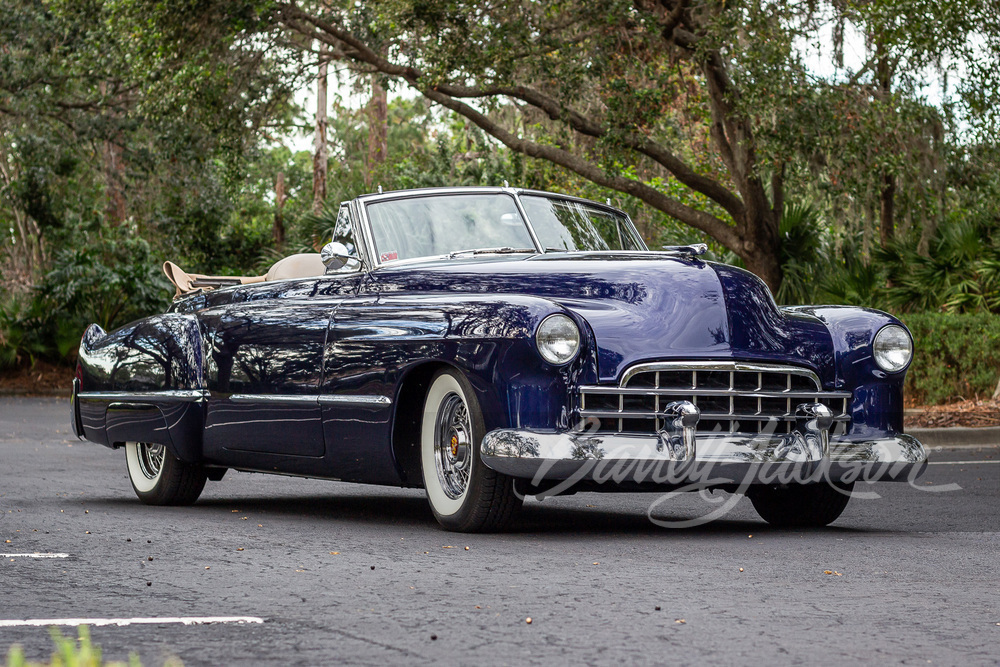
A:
[[162, 261, 265, 298], [163, 253, 325, 298]]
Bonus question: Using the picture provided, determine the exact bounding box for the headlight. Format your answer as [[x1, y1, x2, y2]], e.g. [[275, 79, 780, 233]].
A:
[[873, 325, 912, 373], [535, 314, 581, 365]]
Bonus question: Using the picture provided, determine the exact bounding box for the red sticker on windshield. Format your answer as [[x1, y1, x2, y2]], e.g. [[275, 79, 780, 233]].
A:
[[380, 251, 398, 262]]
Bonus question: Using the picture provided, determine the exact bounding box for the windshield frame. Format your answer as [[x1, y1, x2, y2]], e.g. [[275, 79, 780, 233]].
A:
[[354, 186, 648, 269]]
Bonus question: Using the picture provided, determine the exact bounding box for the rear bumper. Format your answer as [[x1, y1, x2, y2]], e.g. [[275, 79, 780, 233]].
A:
[[481, 428, 927, 488], [70, 378, 85, 440]]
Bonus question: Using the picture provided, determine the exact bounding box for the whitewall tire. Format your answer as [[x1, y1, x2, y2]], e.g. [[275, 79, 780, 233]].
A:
[[125, 441, 207, 506], [420, 369, 521, 532]]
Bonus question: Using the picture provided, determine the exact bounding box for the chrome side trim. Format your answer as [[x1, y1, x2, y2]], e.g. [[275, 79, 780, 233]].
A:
[[229, 394, 319, 405], [619, 361, 823, 389], [77, 390, 209, 403], [223, 393, 393, 406], [318, 394, 392, 406]]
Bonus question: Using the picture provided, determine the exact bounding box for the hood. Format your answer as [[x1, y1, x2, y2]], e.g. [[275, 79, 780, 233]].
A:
[[373, 254, 836, 385]]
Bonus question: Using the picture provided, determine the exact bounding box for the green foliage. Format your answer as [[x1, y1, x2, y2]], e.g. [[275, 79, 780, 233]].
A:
[[39, 227, 170, 333], [0, 227, 170, 367], [877, 219, 1000, 314], [5, 625, 144, 667], [0, 292, 52, 368], [903, 312, 1000, 404], [774, 203, 828, 305]]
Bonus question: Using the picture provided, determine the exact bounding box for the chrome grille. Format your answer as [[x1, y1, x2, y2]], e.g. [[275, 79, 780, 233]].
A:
[[578, 362, 851, 436]]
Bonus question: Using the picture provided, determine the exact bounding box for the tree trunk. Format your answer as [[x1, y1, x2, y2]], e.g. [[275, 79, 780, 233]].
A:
[[274, 171, 286, 245], [99, 81, 127, 227], [738, 198, 783, 293], [365, 75, 388, 189], [102, 138, 127, 226], [879, 172, 895, 247], [312, 47, 329, 215], [875, 43, 895, 248]]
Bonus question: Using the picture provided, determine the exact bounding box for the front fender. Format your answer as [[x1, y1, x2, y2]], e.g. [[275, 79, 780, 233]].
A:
[[328, 294, 597, 433], [788, 306, 909, 436]]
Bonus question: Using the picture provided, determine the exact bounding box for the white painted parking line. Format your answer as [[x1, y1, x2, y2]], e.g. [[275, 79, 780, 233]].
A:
[[0, 616, 264, 628], [0, 553, 69, 558], [927, 460, 1000, 466]]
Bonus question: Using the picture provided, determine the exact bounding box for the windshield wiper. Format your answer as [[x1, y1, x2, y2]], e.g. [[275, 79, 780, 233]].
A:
[[448, 247, 537, 258]]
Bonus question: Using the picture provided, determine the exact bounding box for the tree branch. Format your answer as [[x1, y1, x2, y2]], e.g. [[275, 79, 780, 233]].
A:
[[278, 3, 745, 229], [423, 87, 739, 247]]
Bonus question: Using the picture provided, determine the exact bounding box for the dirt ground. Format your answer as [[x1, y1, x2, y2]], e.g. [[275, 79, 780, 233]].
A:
[[4, 360, 996, 428], [904, 398, 1000, 429], [0, 360, 73, 396]]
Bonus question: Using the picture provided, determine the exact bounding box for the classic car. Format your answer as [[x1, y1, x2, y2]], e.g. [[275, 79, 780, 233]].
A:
[[71, 186, 927, 532]]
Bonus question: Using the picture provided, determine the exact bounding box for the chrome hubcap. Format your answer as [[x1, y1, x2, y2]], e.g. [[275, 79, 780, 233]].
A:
[[435, 393, 471, 499], [136, 442, 164, 480]]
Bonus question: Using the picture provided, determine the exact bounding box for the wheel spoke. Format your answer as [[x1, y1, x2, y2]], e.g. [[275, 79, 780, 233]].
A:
[[136, 442, 164, 480], [434, 392, 473, 500]]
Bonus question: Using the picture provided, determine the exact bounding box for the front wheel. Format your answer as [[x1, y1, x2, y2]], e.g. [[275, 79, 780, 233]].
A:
[[125, 442, 207, 505], [747, 481, 854, 527], [420, 369, 521, 532]]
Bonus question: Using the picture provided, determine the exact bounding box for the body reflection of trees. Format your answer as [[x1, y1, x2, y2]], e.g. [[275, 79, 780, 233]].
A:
[[487, 430, 540, 458], [104, 316, 195, 390], [570, 437, 604, 460]]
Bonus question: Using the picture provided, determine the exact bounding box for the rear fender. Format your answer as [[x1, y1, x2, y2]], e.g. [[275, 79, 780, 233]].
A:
[[76, 315, 207, 461]]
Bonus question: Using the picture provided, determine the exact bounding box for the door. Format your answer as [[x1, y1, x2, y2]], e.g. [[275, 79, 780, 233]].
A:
[[202, 292, 332, 458]]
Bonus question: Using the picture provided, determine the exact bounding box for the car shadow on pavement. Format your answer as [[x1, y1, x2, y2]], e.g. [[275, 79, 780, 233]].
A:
[[91, 492, 872, 537]]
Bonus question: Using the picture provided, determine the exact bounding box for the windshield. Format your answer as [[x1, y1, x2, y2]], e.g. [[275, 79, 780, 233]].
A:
[[366, 193, 534, 263], [520, 195, 643, 252]]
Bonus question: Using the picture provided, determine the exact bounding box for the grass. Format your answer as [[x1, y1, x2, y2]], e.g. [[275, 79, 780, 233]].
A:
[[4, 626, 161, 667]]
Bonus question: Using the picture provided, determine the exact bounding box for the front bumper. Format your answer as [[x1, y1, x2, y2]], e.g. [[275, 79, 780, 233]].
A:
[[481, 428, 928, 489]]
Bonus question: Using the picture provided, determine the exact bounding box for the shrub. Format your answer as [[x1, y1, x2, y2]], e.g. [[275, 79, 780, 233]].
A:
[[902, 311, 1000, 404], [0, 227, 171, 368]]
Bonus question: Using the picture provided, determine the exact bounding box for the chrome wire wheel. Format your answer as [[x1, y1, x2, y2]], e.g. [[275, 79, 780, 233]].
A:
[[420, 368, 522, 532], [135, 442, 165, 480], [434, 393, 472, 499]]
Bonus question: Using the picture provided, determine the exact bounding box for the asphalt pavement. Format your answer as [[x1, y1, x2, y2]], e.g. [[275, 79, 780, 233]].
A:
[[1, 397, 998, 666]]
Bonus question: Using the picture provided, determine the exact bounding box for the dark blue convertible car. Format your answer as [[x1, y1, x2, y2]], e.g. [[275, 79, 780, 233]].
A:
[[72, 186, 927, 531]]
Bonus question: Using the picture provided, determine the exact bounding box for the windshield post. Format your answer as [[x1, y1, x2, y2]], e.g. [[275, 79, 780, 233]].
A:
[[510, 191, 544, 254]]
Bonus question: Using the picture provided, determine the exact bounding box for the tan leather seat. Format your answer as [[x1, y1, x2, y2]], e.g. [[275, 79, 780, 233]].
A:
[[264, 253, 326, 281]]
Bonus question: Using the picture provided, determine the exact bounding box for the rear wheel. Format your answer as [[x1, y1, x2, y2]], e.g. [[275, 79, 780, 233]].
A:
[[747, 481, 854, 527], [125, 442, 207, 505], [420, 369, 521, 532]]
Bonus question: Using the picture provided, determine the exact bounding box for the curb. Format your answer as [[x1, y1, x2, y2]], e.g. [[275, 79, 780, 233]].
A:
[[907, 427, 1000, 449]]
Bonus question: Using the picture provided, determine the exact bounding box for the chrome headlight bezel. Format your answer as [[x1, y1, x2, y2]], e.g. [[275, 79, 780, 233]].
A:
[[872, 324, 913, 373], [535, 314, 581, 366]]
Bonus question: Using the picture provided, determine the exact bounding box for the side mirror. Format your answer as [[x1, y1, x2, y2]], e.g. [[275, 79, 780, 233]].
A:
[[321, 242, 355, 271]]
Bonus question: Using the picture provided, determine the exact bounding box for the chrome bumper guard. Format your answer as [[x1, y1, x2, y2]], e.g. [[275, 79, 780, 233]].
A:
[[481, 401, 927, 487]]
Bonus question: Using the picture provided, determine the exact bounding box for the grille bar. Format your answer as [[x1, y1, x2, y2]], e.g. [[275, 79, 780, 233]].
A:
[[579, 409, 851, 422], [578, 362, 852, 436], [580, 387, 852, 400]]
